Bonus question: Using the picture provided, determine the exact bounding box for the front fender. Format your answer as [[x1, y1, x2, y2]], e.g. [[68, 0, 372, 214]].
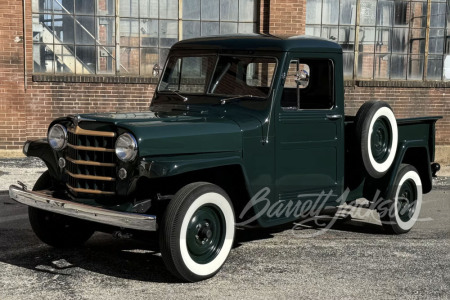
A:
[[23, 139, 60, 179], [138, 152, 243, 178]]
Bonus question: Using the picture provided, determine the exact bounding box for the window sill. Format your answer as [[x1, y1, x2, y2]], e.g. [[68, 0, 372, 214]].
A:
[[344, 80, 450, 88], [32, 74, 159, 85]]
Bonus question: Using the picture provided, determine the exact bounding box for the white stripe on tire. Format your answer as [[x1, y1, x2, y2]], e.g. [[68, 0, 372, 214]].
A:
[[393, 170, 422, 231], [179, 192, 235, 276]]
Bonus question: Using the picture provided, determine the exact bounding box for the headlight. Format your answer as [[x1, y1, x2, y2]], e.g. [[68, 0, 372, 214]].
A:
[[48, 124, 68, 150], [115, 133, 138, 162]]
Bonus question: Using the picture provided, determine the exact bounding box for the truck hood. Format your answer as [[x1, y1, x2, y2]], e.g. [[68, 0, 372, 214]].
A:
[[78, 111, 245, 157]]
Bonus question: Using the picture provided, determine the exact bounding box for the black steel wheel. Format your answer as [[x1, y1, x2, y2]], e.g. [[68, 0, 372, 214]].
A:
[[159, 182, 235, 282]]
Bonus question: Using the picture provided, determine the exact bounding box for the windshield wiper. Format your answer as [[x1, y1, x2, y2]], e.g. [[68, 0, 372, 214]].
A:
[[220, 95, 264, 105], [164, 90, 189, 102]]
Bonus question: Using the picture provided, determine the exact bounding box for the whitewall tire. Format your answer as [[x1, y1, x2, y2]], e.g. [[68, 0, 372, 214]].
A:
[[159, 182, 235, 282]]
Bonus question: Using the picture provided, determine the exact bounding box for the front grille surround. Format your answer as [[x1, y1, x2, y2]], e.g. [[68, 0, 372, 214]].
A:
[[65, 125, 117, 196]]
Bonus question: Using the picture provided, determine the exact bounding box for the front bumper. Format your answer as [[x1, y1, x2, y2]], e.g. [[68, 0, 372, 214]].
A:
[[9, 185, 157, 231]]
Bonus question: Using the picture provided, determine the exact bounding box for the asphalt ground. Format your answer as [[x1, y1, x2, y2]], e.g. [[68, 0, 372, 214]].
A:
[[0, 158, 449, 299]]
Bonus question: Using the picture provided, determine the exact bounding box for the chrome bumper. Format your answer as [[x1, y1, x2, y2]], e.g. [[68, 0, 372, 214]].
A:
[[9, 185, 157, 231]]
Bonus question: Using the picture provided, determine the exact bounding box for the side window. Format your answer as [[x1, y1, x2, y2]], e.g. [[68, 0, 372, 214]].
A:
[[281, 58, 334, 110]]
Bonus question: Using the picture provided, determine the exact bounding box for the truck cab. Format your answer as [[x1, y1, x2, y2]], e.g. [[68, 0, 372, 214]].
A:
[[9, 34, 441, 282]]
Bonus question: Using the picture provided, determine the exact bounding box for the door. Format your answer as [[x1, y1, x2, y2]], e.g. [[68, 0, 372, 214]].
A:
[[274, 56, 344, 221]]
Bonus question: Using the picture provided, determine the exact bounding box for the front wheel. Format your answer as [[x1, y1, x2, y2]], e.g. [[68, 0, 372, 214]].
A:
[[29, 171, 95, 248], [378, 164, 423, 234], [159, 182, 235, 282]]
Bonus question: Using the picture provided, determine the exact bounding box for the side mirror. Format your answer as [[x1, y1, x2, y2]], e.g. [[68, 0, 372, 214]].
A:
[[152, 64, 161, 77], [295, 68, 309, 89]]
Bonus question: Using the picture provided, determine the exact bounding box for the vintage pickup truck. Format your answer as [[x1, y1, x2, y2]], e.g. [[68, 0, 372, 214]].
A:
[[9, 35, 441, 282]]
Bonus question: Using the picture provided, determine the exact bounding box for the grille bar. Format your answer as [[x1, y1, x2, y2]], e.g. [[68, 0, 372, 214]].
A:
[[68, 143, 115, 152], [65, 170, 115, 182], [68, 126, 116, 138], [66, 184, 115, 195], [66, 156, 116, 167]]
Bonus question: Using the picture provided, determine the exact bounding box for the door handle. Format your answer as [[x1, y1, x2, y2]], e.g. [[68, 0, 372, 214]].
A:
[[326, 114, 343, 120]]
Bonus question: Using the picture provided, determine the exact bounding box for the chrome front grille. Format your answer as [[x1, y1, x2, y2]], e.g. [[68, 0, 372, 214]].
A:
[[66, 126, 117, 196]]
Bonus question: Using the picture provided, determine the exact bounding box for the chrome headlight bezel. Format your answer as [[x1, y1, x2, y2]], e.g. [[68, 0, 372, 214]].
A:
[[115, 133, 138, 162], [48, 124, 68, 151]]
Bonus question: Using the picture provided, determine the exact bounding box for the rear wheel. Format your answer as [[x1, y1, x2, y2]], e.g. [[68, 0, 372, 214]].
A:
[[159, 182, 235, 282], [29, 171, 95, 248], [378, 164, 423, 234]]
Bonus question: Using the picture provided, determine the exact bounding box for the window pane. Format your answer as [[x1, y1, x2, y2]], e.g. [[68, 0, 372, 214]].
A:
[[76, 45, 96, 74], [120, 19, 139, 47], [141, 19, 158, 46], [54, 0, 74, 14], [201, 22, 219, 36], [140, 0, 158, 18], [160, 20, 178, 47], [75, 16, 95, 45], [98, 17, 115, 46], [97, 0, 114, 16], [54, 15, 75, 44], [357, 53, 374, 79], [392, 28, 408, 53], [220, 0, 238, 22], [159, 48, 170, 66], [183, 0, 200, 20], [393, 1, 409, 26], [375, 28, 391, 53], [410, 29, 426, 54], [360, 0, 377, 26], [322, 0, 339, 25], [408, 55, 424, 80], [340, 0, 356, 25], [305, 25, 321, 37], [97, 46, 115, 74], [238, 23, 255, 34], [239, 0, 256, 22], [359, 27, 375, 51], [390, 54, 407, 79], [429, 29, 445, 54], [339, 27, 355, 45], [427, 55, 443, 80], [321, 26, 338, 41], [160, 0, 178, 19], [430, 3, 446, 28], [343, 52, 354, 79], [33, 44, 53, 72], [54, 44, 75, 73], [201, 0, 219, 21], [183, 21, 201, 39], [140, 48, 158, 75], [75, 0, 94, 15], [220, 22, 237, 34], [120, 47, 140, 74], [33, 0, 52, 13], [306, 0, 322, 24], [374, 54, 390, 79], [376, 1, 393, 27], [120, 0, 139, 18]]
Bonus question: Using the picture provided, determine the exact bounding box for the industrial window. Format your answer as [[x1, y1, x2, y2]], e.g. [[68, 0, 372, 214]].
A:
[[32, 0, 257, 76], [306, 0, 450, 81]]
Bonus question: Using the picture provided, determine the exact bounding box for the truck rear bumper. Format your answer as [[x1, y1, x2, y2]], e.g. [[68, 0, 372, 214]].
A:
[[8, 185, 157, 231]]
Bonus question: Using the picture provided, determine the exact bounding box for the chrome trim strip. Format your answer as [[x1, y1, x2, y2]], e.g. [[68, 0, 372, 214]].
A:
[[66, 157, 116, 167], [66, 170, 116, 182], [9, 185, 157, 231], [67, 143, 115, 152], [66, 183, 115, 195]]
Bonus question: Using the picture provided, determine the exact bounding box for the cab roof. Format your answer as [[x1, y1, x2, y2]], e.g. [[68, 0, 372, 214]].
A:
[[171, 34, 342, 53]]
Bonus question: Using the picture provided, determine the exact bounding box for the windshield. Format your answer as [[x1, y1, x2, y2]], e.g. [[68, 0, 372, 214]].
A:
[[157, 54, 277, 100]]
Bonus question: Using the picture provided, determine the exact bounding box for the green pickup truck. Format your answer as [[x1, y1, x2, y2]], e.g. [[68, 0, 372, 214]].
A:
[[9, 35, 441, 282]]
